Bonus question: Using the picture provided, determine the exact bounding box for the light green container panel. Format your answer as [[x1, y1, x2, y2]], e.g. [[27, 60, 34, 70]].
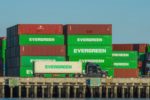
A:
[[19, 35, 64, 45], [113, 59, 138, 69], [20, 67, 33, 77], [68, 46, 112, 57], [69, 56, 112, 73], [112, 51, 138, 59], [138, 53, 145, 61], [20, 56, 66, 67], [68, 35, 112, 45]]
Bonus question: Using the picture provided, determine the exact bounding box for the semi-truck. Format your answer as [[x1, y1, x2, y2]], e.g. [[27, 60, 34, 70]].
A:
[[33, 61, 108, 78]]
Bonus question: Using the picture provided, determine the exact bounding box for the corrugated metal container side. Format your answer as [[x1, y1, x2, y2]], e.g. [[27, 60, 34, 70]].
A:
[[112, 51, 138, 59], [138, 53, 145, 61], [101, 68, 114, 77], [7, 24, 63, 35], [138, 61, 142, 68], [20, 56, 66, 67], [0, 60, 3, 73], [43, 74, 52, 78], [65, 24, 112, 35], [0, 70, 3, 76], [69, 56, 112, 72], [6, 67, 19, 76], [43, 73, 74, 78], [147, 45, 150, 53], [114, 68, 139, 78], [113, 44, 134, 51], [67, 35, 112, 45], [1, 39, 6, 59], [20, 67, 33, 77], [0, 37, 6, 46], [19, 45, 66, 56], [68, 46, 112, 56], [18, 35, 64, 45], [138, 44, 147, 53], [134, 44, 147, 53], [113, 59, 138, 68]]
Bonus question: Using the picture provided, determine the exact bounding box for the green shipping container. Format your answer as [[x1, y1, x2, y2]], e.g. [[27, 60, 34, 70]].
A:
[[20, 56, 66, 68], [0, 39, 6, 59], [112, 51, 138, 59], [68, 35, 112, 45], [44, 74, 74, 78], [68, 46, 112, 57], [44, 74, 52, 78], [20, 67, 33, 77], [19, 35, 64, 45], [138, 53, 145, 61], [147, 46, 150, 52], [113, 59, 138, 68], [69, 56, 112, 73], [101, 68, 114, 77], [0, 50, 2, 58]]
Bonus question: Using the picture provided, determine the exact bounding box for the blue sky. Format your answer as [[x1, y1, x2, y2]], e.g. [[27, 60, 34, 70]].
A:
[[0, 0, 150, 43]]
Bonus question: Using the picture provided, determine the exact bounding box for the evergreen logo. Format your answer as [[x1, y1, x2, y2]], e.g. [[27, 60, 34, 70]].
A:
[[45, 65, 72, 69], [79, 59, 105, 63], [74, 49, 106, 53], [29, 38, 55, 42], [77, 38, 102, 42], [113, 63, 129, 66], [112, 53, 129, 57], [30, 59, 55, 63], [26, 70, 33, 74]]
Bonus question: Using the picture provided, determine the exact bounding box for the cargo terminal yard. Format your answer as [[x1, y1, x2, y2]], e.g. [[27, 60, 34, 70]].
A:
[[0, 24, 150, 98]]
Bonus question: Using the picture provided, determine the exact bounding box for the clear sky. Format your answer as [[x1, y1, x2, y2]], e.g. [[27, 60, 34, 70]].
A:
[[0, 0, 150, 43]]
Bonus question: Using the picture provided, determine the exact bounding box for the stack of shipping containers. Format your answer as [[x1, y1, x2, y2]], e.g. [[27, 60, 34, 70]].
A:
[[112, 44, 139, 78], [65, 24, 114, 77], [6, 24, 66, 77], [133, 44, 147, 76], [0, 37, 6, 76]]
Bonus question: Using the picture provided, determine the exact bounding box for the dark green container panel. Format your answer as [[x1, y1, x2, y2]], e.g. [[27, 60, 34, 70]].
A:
[[112, 51, 138, 59], [101, 68, 114, 77], [147, 46, 150, 52], [68, 35, 112, 45], [0, 50, 2, 58], [44, 74, 53, 78], [69, 56, 112, 73], [138, 53, 145, 61], [20, 67, 33, 77], [19, 35, 64, 45], [20, 56, 66, 67], [68, 46, 112, 57], [113, 59, 138, 68], [44, 74, 74, 78], [0, 39, 6, 59]]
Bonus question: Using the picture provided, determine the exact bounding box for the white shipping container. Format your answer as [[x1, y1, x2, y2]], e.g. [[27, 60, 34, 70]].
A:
[[34, 61, 82, 73]]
